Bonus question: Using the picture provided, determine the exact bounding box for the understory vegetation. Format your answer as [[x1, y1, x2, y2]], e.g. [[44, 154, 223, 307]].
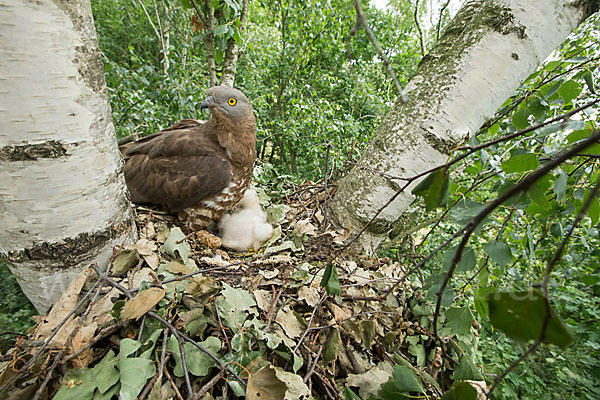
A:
[[1, 1, 599, 399]]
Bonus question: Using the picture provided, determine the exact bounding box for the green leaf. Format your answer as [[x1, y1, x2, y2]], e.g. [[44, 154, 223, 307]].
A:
[[441, 382, 478, 400], [449, 199, 488, 226], [53, 368, 96, 400], [266, 204, 289, 224], [323, 328, 341, 372], [216, 282, 258, 329], [501, 153, 539, 174], [483, 240, 512, 269], [528, 96, 547, 119], [342, 387, 362, 400], [94, 351, 119, 394], [119, 339, 156, 400], [161, 227, 190, 263], [554, 170, 568, 204], [213, 24, 229, 36], [511, 105, 530, 130], [392, 365, 425, 393], [558, 80, 582, 103], [320, 263, 342, 295], [544, 79, 563, 99], [442, 246, 476, 273], [408, 343, 426, 367], [583, 70, 596, 94], [445, 307, 473, 335], [474, 286, 495, 317], [528, 183, 552, 212], [585, 191, 600, 225], [412, 169, 450, 211], [487, 290, 574, 348], [453, 355, 483, 380], [566, 129, 593, 144], [112, 250, 139, 276], [167, 335, 221, 377]]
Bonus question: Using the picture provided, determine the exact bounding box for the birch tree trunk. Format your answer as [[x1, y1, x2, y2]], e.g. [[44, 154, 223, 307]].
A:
[[0, 0, 136, 313], [220, 0, 249, 87], [329, 0, 599, 252]]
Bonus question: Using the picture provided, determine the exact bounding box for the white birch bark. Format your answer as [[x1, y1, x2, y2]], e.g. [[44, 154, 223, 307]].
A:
[[0, 0, 136, 313], [329, 0, 599, 252]]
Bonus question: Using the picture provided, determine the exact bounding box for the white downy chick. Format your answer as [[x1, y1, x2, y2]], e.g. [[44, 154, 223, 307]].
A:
[[218, 189, 273, 251]]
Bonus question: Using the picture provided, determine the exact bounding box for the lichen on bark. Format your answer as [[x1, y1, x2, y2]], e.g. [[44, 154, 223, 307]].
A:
[[53, 0, 107, 94], [1, 220, 133, 268]]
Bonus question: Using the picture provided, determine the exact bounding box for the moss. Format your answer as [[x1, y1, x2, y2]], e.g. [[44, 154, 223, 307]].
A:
[[0, 140, 69, 161]]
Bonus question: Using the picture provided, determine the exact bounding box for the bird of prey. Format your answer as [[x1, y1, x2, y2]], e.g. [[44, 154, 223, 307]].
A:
[[119, 86, 256, 230]]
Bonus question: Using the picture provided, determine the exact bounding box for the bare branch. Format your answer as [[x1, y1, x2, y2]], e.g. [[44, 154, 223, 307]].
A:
[[414, 0, 425, 56], [436, 0, 451, 42], [351, 0, 407, 101]]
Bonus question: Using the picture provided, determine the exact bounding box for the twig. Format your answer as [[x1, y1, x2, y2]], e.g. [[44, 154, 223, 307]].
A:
[[322, 142, 332, 233], [176, 332, 194, 399], [265, 286, 284, 331], [293, 292, 327, 354], [193, 369, 225, 400], [414, 0, 425, 56], [164, 365, 185, 400], [0, 276, 100, 394], [337, 99, 600, 255], [91, 264, 247, 389], [436, 0, 451, 42], [350, 0, 407, 101], [214, 302, 231, 351], [304, 345, 324, 383], [138, 330, 170, 399]]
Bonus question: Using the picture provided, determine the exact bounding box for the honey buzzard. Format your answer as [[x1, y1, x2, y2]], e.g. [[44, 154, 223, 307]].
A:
[[120, 86, 256, 230]]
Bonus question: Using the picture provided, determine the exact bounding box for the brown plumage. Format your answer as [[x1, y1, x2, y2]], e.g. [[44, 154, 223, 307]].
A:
[[120, 86, 256, 230]]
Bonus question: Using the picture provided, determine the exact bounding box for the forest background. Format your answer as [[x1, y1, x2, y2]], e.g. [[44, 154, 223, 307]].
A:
[[1, 0, 599, 399]]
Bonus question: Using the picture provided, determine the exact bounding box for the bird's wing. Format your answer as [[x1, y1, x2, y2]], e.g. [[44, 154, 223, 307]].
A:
[[119, 119, 206, 159], [123, 128, 232, 211]]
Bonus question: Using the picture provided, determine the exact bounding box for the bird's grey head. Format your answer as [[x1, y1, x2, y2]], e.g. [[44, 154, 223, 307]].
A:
[[200, 86, 253, 123]]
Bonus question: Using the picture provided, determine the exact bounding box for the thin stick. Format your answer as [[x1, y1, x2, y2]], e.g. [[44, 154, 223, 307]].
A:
[[414, 0, 425, 56], [322, 142, 331, 233], [91, 264, 247, 389], [350, 0, 407, 101], [193, 369, 225, 400], [164, 365, 185, 400]]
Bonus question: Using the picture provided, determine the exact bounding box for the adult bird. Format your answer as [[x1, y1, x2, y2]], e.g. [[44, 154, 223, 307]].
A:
[[119, 86, 257, 230]]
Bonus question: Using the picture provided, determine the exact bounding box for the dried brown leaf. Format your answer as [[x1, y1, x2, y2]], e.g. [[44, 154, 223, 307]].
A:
[[120, 288, 165, 321], [165, 260, 192, 275], [35, 268, 92, 341], [68, 322, 97, 368]]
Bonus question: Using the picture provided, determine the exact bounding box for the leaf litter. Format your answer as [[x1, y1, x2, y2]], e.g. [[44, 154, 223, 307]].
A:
[[0, 183, 485, 399]]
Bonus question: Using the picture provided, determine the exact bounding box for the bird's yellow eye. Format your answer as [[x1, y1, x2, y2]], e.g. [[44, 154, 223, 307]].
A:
[[228, 98, 237, 106]]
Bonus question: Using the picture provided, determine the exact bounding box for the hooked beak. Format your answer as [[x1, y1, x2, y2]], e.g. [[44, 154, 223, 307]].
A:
[[200, 95, 215, 111]]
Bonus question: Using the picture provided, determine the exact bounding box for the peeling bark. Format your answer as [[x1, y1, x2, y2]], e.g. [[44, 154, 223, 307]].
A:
[[0, 0, 136, 312], [329, 0, 599, 252]]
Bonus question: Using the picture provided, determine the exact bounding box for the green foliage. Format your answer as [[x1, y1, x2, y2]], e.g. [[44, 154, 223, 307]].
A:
[[487, 290, 574, 349], [409, 12, 600, 399], [92, 0, 421, 178], [0, 262, 36, 334], [320, 263, 342, 295]]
